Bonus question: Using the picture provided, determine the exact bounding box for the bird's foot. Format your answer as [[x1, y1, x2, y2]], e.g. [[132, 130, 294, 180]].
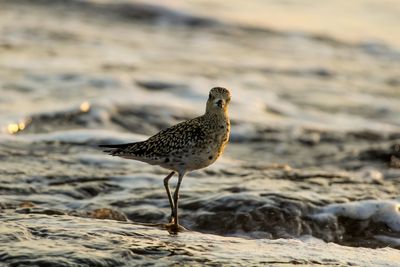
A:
[[164, 222, 186, 234]]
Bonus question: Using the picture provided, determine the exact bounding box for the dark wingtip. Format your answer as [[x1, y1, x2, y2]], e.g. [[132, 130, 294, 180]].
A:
[[98, 143, 126, 148], [98, 144, 118, 155], [98, 142, 136, 148], [99, 142, 138, 156], [99, 144, 111, 148]]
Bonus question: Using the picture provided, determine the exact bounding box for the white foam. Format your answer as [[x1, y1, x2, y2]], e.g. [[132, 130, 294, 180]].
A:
[[313, 199, 400, 231]]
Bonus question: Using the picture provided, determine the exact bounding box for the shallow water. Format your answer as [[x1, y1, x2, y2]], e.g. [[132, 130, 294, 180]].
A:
[[0, 0, 400, 266]]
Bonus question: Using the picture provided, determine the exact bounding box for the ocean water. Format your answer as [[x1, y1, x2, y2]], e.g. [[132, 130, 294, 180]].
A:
[[0, 0, 399, 266]]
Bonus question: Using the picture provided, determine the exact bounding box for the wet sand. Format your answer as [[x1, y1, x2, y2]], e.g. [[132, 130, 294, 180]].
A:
[[0, 0, 399, 266]]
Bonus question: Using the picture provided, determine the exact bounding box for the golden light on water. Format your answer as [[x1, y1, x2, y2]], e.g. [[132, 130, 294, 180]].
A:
[[5, 118, 31, 134], [19, 122, 26, 130], [7, 123, 19, 134], [80, 101, 91, 112]]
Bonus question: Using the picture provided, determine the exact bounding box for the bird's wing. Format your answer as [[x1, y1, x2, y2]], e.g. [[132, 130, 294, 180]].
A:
[[99, 117, 207, 158], [143, 118, 207, 156]]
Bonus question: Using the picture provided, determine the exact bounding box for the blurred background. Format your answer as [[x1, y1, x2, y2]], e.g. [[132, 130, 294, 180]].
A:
[[0, 0, 399, 265], [1, 0, 399, 134]]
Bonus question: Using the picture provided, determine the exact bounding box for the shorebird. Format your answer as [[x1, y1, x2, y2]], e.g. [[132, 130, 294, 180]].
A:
[[100, 87, 231, 233]]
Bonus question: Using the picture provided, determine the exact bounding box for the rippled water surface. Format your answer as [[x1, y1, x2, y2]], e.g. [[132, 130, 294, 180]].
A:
[[0, 0, 400, 266]]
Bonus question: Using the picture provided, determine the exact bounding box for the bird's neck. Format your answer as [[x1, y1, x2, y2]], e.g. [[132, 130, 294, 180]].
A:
[[204, 109, 229, 121]]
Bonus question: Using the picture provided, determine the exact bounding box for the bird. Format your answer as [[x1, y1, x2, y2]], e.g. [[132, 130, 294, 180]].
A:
[[99, 87, 231, 233]]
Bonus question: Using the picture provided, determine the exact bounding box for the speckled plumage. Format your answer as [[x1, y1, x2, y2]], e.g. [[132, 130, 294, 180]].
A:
[[100, 87, 231, 232]]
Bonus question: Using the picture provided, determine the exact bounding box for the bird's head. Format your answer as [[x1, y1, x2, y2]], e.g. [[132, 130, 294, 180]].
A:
[[206, 87, 231, 114]]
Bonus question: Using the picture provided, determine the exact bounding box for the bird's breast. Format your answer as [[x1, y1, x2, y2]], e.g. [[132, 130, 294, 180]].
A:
[[158, 116, 230, 172], [185, 121, 230, 171]]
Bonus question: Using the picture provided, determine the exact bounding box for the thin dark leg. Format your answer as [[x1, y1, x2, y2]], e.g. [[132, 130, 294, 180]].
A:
[[173, 172, 184, 227], [163, 171, 175, 223]]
